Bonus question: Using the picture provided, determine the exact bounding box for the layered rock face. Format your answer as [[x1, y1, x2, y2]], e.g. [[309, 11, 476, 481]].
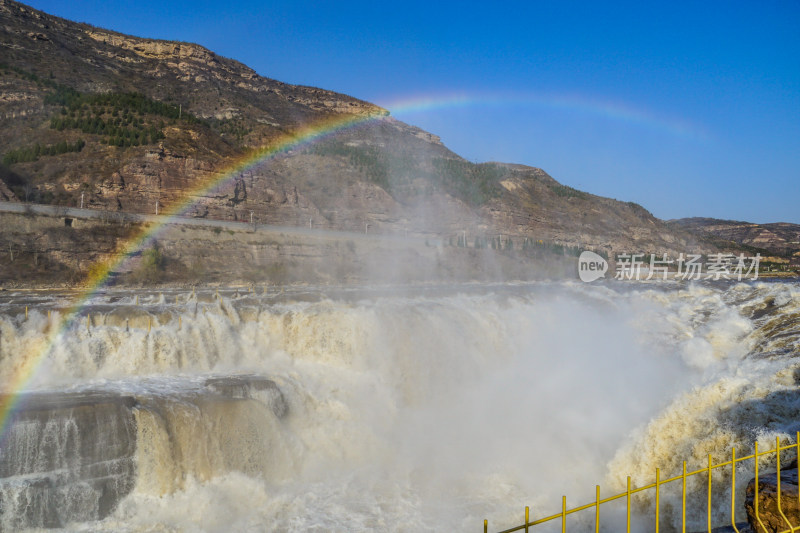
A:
[[670, 218, 800, 258], [0, 0, 714, 261], [0, 393, 137, 530], [0, 1, 384, 122], [0, 376, 286, 531]]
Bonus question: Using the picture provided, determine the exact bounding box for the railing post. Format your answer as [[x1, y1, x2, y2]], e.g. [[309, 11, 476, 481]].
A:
[[775, 436, 793, 531], [755, 441, 768, 533], [484, 519, 487, 533], [562, 495, 566, 533], [682, 461, 687, 533], [595, 485, 600, 533], [708, 454, 713, 533], [656, 468, 660, 533], [627, 476, 631, 533], [525, 506, 529, 533], [797, 432, 800, 529], [25, 305, 28, 319], [731, 447, 740, 533]]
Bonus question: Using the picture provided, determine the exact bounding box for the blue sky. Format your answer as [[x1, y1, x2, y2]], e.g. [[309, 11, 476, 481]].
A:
[[25, 0, 800, 223]]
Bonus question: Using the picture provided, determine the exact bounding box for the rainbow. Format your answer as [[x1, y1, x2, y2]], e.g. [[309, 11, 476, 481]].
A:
[[0, 108, 387, 438], [381, 91, 709, 142], [0, 90, 705, 437]]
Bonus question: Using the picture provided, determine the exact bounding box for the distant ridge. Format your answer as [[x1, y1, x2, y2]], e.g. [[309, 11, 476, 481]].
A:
[[669, 217, 800, 258]]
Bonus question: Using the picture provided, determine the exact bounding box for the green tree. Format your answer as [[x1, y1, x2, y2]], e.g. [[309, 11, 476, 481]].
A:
[[134, 244, 166, 283]]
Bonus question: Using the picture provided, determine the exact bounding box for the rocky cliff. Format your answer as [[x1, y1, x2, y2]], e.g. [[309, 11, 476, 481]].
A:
[[670, 218, 800, 259], [0, 0, 716, 274], [0, 376, 286, 530]]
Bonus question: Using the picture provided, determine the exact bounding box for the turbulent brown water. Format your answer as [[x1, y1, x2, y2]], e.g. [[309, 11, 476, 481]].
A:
[[0, 281, 798, 532]]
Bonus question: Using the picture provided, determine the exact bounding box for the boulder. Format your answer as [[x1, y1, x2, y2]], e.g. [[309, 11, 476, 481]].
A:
[[745, 463, 800, 532]]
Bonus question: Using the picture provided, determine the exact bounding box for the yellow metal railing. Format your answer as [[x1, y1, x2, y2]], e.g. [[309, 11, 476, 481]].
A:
[[484, 433, 800, 533]]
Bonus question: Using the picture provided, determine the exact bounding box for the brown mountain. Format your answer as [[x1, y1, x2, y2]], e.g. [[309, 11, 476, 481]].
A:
[[669, 218, 800, 259], [0, 0, 711, 264]]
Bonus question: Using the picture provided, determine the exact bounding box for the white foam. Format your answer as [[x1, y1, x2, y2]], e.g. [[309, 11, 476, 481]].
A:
[[1, 281, 797, 532]]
